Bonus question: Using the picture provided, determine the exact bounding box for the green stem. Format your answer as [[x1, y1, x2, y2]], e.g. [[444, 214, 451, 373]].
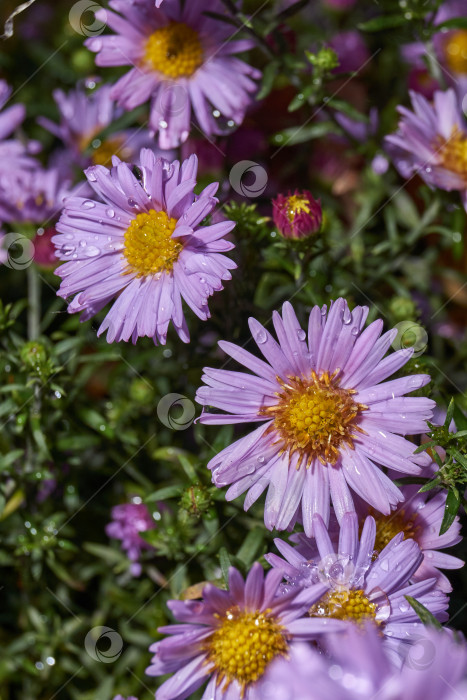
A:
[[27, 263, 40, 341]]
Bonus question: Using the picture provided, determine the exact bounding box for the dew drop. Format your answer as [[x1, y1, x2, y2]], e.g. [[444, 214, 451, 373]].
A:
[[84, 246, 100, 257], [106, 208, 115, 218], [82, 200, 96, 209], [297, 329, 306, 341]]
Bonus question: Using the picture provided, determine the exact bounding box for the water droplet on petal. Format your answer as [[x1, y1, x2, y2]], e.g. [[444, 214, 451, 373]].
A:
[[84, 246, 100, 257], [255, 329, 267, 344], [106, 208, 115, 218], [297, 329, 306, 341], [82, 200, 96, 209]]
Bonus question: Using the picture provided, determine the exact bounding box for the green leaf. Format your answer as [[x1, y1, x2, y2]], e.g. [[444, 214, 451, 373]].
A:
[[445, 398, 455, 430], [418, 478, 441, 493], [236, 527, 265, 567], [327, 98, 369, 123], [439, 487, 461, 535], [436, 17, 467, 31], [358, 15, 407, 32], [272, 121, 339, 147], [405, 596, 442, 628], [145, 485, 183, 502], [219, 547, 232, 587], [257, 60, 280, 100], [453, 403, 467, 431]]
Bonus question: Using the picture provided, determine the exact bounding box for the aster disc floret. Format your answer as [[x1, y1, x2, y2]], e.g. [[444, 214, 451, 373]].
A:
[[85, 0, 261, 149], [196, 299, 435, 534], [146, 562, 345, 699], [385, 89, 467, 210], [266, 512, 448, 659], [53, 149, 236, 345]]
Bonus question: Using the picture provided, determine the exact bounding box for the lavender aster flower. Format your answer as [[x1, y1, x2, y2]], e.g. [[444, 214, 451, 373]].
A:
[[38, 84, 158, 168], [357, 484, 463, 593], [385, 89, 467, 209], [0, 165, 72, 225], [146, 562, 344, 699], [53, 149, 236, 344], [261, 625, 467, 700], [106, 500, 155, 576], [85, 0, 261, 148], [196, 299, 434, 534], [0, 79, 40, 170], [266, 512, 448, 660]]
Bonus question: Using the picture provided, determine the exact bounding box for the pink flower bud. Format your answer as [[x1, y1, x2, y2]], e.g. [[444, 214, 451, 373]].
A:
[[272, 190, 322, 239]]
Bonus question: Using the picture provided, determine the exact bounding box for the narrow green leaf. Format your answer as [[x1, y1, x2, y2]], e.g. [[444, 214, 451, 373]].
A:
[[405, 596, 442, 628], [439, 487, 461, 535], [436, 17, 467, 31], [257, 60, 280, 100], [237, 528, 265, 567], [445, 398, 455, 430], [145, 485, 182, 502], [358, 15, 406, 32], [219, 548, 232, 587], [418, 478, 441, 493]]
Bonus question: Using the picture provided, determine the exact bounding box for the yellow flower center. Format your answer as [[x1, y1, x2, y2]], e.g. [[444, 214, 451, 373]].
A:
[[310, 589, 378, 626], [123, 209, 181, 277], [444, 30, 467, 74], [263, 370, 366, 467], [144, 22, 203, 78], [285, 195, 311, 223], [371, 510, 420, 556], [205, 608, 288, 693], [91, 136, 132, 166], [438, 127, 467, 180]]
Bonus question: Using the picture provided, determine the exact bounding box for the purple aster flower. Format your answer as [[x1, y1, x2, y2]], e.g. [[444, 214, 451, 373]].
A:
[[146, 562, 345, 699], [385, 89, 467, 210], [38, 84, 159, 169], [272, 190, 322, 239], [0, 165, 73, 225], [356, 484, 463, 593], [0, 79, 40, 170], [196, 299, 434, 534], [265, 512, 448, 661], [261, 624, 467, 700], [53, 149, 236, 344], [85, 0, 261, 148], [106, 500, 155, 576]]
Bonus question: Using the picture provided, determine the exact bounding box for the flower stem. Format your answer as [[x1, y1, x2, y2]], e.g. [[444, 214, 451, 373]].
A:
[[27, 263, 40, 340]]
